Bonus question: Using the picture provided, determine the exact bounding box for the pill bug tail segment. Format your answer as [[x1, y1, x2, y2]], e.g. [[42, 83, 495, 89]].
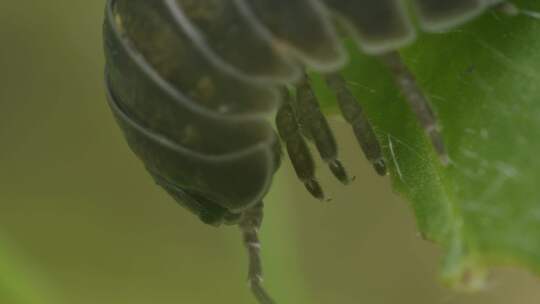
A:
[[379, 52, 449, 165], [239, 202, 276, 304], [276, 88, 326, 201], [324, 74, 388, 176], [295, 74, 352, 185]]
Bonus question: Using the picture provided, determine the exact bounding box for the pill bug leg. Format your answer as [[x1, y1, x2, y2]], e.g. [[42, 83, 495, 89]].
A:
[[295, 74, 351, 185], [276, 89, 325, 200], [325, 74, 387, 176], [239, 202, 275, 304], [379, 52, 449, 165]]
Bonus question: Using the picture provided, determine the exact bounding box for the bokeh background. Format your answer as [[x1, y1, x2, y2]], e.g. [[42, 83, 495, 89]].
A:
[[1, 1, 540, 304]]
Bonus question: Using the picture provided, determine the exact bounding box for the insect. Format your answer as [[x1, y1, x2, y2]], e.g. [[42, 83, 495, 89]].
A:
[[103, 1, 520, 303]]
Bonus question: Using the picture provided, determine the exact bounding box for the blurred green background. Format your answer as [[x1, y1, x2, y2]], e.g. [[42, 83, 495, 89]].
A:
[[1, 1, 540, 303]]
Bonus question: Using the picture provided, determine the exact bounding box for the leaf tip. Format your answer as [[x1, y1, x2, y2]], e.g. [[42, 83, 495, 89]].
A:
[[442, 257, 489, 292]]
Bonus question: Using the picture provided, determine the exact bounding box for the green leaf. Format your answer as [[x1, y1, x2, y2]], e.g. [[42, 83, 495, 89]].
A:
[[315, 1, 540, 289]]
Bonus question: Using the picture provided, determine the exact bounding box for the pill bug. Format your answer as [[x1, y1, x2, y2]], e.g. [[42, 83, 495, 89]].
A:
[[103, 1, 516, 303]]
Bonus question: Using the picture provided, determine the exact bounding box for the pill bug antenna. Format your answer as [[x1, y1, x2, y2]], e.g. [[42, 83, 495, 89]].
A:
[[379, 52, 450, 166], [238, 202, 276, 304]]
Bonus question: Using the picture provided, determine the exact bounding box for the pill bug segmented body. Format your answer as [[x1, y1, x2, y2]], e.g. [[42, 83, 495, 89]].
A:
[[103, 1, 512, 303]]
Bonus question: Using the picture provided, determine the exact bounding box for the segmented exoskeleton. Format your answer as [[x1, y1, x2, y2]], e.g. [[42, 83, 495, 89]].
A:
[[103, 1, 515, 303]]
